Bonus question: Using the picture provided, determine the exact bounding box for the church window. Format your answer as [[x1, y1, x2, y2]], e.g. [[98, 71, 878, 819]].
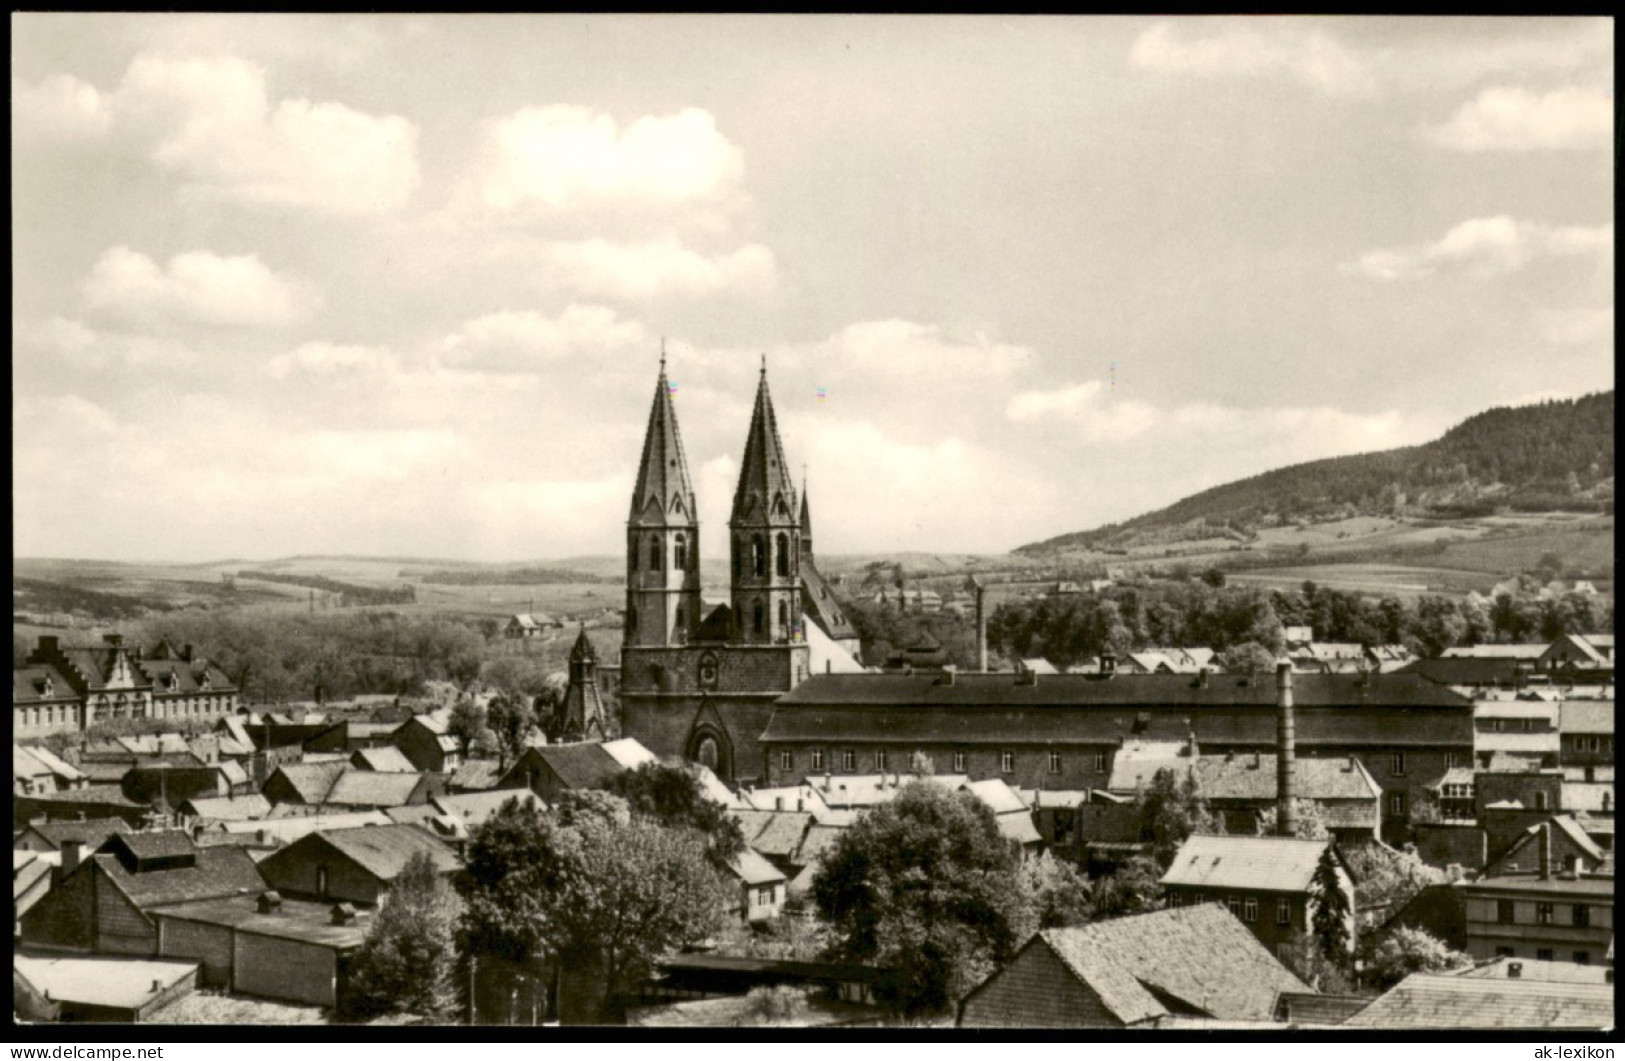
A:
[[776, 533, 790, 577], [697, 737, 719, 772], [778, 601, 789, 637], [732, 537, 742, 580], [627, 606, 638, 638], [752, 536, 766, 577], [630, 539, 638, 572], [753, 603, 765, 637], [649, 536, 663, 570], [675, 534, 687, 569], [675, 606, 686, 643]]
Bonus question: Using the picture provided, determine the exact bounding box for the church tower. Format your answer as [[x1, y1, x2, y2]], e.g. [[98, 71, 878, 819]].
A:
[[555, 625, 609, 742], [625, 355, 703, 648], [728, 362, 802, 646]]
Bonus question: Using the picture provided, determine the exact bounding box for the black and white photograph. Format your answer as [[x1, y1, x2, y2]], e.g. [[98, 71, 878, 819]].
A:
[[10, 13, 1615, 1034]]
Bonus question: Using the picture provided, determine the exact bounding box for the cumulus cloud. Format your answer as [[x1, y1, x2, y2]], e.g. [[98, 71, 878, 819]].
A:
[[1006, 381, 1103, 423], [1128, 20, 1374, 96], [11, 73, 114, 142], [437, 304, 651, 374], [1342, 216, 1613, 281], [536, 238, 777, 299], [81, 246, 317, 327], [266, 341, 399, 379], [1536, 306, 1614, 347], [15, 54, 419, 214], [462, 105, 745, 212], [1429, 86, 1613, 151], [22, 317, 199, 370]]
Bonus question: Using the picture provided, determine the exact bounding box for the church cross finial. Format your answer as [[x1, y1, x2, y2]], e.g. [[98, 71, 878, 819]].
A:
[[760, 352, 766, 377], [660, 337, 667, 372]]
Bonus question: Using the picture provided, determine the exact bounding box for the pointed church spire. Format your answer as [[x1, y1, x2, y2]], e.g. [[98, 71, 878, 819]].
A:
[[799, 466, 813, 558], [730, 362, 797, 522], [630, 354, 697, 525]]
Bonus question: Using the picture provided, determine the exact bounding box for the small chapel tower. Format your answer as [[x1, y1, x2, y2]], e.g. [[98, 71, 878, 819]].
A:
[[555, 625, 609, 742], [625, 353, 703, 647], [728, 360, 802, 645]]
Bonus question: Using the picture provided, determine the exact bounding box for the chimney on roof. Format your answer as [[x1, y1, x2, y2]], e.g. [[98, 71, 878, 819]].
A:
[[1276, 662, 1298, 838], [1016, 668, 1037, 687], [1507, 961, 1522, 979], [330, 902, 357, 925], [256, 890, 283, 914], [1185, 731, 1198, 759], [1538, 821, 1552, 880], [775, 795, 784, 811], [1196, 667, 1209, 689], [60, 839, 85, 877]]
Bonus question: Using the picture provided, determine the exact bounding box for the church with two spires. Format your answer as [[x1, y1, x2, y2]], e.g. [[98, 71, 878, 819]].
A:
[[617, 357, 860, 782]]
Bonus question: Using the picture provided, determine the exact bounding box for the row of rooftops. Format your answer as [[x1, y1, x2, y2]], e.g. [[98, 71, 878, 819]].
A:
[[16, 635, 236, 704]]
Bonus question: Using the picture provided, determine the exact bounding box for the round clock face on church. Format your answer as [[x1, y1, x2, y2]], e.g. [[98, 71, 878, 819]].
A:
[[698, 654, 719, 690]]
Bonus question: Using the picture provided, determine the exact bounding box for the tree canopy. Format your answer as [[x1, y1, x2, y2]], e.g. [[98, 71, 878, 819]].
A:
[[606, 761, 745, 864], [342, 851, 461, 1024], [811, 781, 1032, 1018]]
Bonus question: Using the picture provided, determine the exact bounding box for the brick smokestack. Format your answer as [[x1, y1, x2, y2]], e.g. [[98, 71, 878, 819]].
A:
[[1538, 820, 1551, 880], [1276, 662, 1297, 837]]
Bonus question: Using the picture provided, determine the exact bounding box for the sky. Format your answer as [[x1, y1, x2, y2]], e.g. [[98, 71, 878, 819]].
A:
[[11, 15, 1615, 562]]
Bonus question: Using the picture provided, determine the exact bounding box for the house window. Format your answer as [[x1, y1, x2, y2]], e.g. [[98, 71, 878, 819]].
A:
[[1498, 900, 1515, 923], [842, 750, 855, 771], [1048, 751, 1062, 774], [1534, 792, 1548, 812], [1227, 896, 1242, 918], [811, 750, 825, 771], [1243, 897, 1258, 923], [1277, 900, 1291, 926], [1390, 752, 1405, 776], [1536, 902, 1554, 925], [1493, 720, 1505, 733], [1093, 752, 1107, 772], [1537, 948, 1554, 961], [876, 750, 888, 772], [1495, 946, 1515, 957], [780, 750, 793, 773], [1001, 751, 1014, 774], [953, 751, 966, 772], [1574, 951, 1591, 965], [1574, 904, 1591, 928], [1168, 892, 1181, 907], [1390, 792, 1406, 816]]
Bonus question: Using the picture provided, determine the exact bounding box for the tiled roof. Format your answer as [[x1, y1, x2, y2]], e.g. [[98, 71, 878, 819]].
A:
[[728, 847, 787, 886], [730, 810, 814, 859], [508, 743, 624, 791], [433, 789, 543, 828], [351, 746, 416, 773], [22, 818, 130, 849], [106, 830, 196, 864], [1456, 957, 1613, 984], [323, 770, 425, 808], [14, 954, 201, 1012], [267, 762, 348, 803], [152, 894, 371, 949], [21, 783, 142, 808], [215, 811, 391, 844], [993, 811, 1043, 846], [1560, 701, 1614, 734], [447, 759, 504, 791], [13, 743, 85, 782], [1562, 782, 1615, 813], [774, 671, 1471, 708], [789, 823, 848, 869], [181, 795, 273, 821], [1461, 875, 1614, 898], [962, 778, 1029, 816], [303, 824, 460, 882], [95, 845, 266, 909], [406, 709, 452, 736], [810, 773, 969, 809], [1160, 835, 1332, 893], [1343, 973, 1613, 1029], [1031, 903, 1312, 1024], [1397, 657, 1528, 686], [1195, 754, 1381, 803], [13, 664, 79, 703], [216, 717, 254, 748], [599, 738, 658, 770], [1271, 992, 1372, 1026], [1442, 645, 1548, 660]]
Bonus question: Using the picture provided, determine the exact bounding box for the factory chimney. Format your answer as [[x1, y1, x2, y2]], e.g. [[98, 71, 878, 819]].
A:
[[1276, 661, 1298, 837]]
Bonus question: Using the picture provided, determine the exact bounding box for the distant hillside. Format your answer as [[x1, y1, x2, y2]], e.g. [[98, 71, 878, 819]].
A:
[[1019, 392, 1615, 555]]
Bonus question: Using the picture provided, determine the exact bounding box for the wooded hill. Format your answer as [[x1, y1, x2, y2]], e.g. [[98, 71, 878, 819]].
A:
[[1019, 392, 1614, 556]]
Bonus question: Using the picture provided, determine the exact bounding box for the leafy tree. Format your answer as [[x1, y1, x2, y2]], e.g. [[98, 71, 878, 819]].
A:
[[908, 750, 936, 777], [739, 984, 812, 1026], [485, 694, 538, 769], [342, 852, 462, 1023], [607, 761, 746, 864], [1220, 640, 1277, 677], [1089, 854, 1166, 920], [1136, 768, 1222, 868], [811, 781, 1031, 1018], [1340, 842, 1445, 933], [1254, 798, 1329, 840], [1309, 848, 1352, 968], [1019, 854, 1094, 929], [1365, 926, 1472, 991], [1201, 567, 1227, 588], [1278, 929, 1356, 994], [447, 699, 487, 756], [459, 792, 730, 1024]]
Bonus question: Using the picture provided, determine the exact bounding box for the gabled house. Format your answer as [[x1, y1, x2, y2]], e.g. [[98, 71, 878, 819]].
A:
[[393, 709, 462, 773], [958, 903, 1312, 1028], [256, 824, 460, 906], [1486, 817, 1606, 878], [349, 746, 416, 773], [1540, 633, 1615, 676], [13, 744, 87, 796], [1159, 834, 1353, 955], [262, 761, 349, 806], [321, 769, 445, 810], [20, 831, 266, 955], [496, 738, 655, 802], [1342, 971, 1613, 1029], [726, 848, 787, 923]]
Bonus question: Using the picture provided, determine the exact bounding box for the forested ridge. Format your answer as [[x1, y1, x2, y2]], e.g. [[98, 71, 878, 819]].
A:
[[1020, 392, 1614, 554]]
